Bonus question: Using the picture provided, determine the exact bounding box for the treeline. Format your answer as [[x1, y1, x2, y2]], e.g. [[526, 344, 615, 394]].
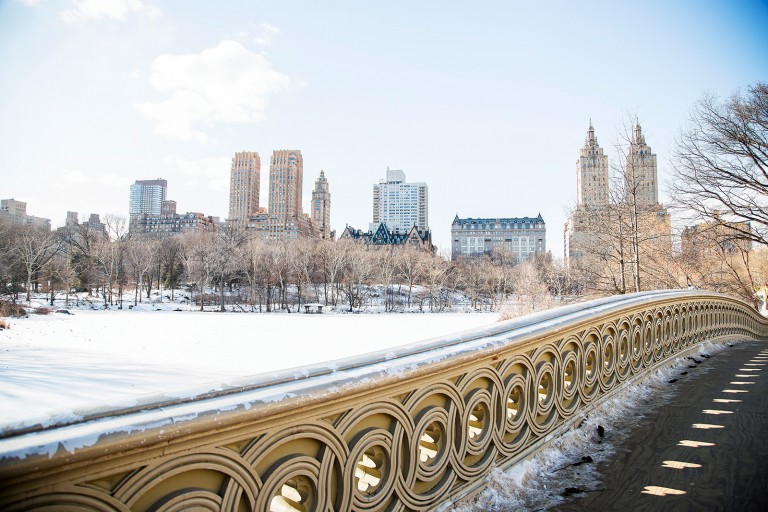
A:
[[0, 218, 581, 313], [2, 215, 766, 314]]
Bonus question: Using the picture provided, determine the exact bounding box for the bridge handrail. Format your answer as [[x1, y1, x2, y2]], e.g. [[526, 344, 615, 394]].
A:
[[1, 290, 766, 511]]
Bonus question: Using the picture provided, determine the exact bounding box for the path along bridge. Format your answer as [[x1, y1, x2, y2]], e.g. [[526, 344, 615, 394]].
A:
[[1, 290, 766, 511]]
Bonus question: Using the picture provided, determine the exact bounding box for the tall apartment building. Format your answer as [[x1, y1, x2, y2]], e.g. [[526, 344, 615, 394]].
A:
[[311, 170, 332, 240], [228, 151, 261, 229], [129, 179, 167, 218], [237, 149, 327, 241], [268, 149, 304, 237], [372, 169, 428, 233], [577, 121, 609, 208], [625, 123, 658, 206], [565, 123, 610, 259]]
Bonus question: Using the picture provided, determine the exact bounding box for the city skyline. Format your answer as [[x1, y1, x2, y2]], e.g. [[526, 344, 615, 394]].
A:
[[1, 1, 767, 255]]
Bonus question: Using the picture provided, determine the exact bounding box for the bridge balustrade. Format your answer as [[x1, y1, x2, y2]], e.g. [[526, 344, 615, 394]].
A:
[[1, 290, 766, 511]]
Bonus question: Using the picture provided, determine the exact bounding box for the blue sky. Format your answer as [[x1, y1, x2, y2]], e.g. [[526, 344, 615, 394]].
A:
[[1, 0, 767, 255]]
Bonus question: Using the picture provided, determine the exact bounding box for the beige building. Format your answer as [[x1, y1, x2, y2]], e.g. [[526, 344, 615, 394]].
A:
[[311, 170, 333, 240], [0, 198, 51, 230], [238, 149, 328, 241], [577, 121, 609, 208], [267, 149, 304, 238], [228, 151, 261, 230], [565, 121, 670, 265], [565, 123, 611, 260], [625, 123, 658, 206]]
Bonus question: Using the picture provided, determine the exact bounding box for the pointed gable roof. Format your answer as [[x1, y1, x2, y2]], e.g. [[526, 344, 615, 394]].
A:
[[371, 223, 391, 244]]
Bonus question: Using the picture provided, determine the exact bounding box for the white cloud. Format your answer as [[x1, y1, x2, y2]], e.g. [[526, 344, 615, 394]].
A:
[[254, 22, 281, 46], [61, 0, 161, 23], [18, 0, 43, 7], [136, 40, 290, 143], [165, 156, 231, 193]]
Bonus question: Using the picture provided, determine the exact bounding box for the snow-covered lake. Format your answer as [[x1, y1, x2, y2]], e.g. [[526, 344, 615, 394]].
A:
[[0, 310, 497, 431]]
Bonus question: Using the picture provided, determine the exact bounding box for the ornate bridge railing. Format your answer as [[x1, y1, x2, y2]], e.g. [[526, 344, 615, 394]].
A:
[[1, 290, 766, 511]]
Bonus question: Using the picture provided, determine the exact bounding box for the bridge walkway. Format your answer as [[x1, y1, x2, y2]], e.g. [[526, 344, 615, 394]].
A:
[[555, 341, 768, 511]]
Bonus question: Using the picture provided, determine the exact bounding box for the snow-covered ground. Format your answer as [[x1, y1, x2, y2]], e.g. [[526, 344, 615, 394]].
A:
[[0, 308, 497, 432]]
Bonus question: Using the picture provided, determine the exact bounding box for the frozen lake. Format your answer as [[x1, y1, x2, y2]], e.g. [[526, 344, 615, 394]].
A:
[[0, 310, 497, 431]]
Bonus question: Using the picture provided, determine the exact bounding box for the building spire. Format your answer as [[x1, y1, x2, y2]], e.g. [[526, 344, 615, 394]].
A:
[[633, 120, 645, 145], [586, 120, 596, 146]]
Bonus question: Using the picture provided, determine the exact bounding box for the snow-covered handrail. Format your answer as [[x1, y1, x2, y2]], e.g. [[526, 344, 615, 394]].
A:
[[1, 290, 766, 511]]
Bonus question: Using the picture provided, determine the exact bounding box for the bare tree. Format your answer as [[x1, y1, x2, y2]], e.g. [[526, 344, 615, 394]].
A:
[[374, 247, 398, 312], [290, 238, 314, 311], [158, 236, 184, 301], [454, 256, 489, 310], [181, 231, 216, 311], [511, 259, 551, 315], [418, 252, 450, 312], [210, 225, 247, 311], [10, 225, 63, 303], [670, 83, 768, 248], [342, 242, 373, 311], [319, 239, 349, 306], [126, 237, 158, 306], [396, 245, 423, 308]]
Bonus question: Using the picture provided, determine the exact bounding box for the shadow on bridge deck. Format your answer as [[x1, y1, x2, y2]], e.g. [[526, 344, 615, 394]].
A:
[[555, 341, 768, 512]]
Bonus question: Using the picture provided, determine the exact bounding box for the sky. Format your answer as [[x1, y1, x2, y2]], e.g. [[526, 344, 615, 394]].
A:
[[1, 0, 767, 256]]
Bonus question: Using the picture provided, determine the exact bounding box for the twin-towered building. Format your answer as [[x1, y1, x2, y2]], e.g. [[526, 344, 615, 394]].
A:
[[227, 149, 332, 240], [565, 120, 668, 261]]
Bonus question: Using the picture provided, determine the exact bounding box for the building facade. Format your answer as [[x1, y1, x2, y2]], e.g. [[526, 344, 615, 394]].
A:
[[0, 198, 51, 230], [625, 123, 658, 206], [63, 211, 106, 234], [372, 169, 428, 233], [451, 214, 546, 261], [682, 221, 752, 259], [311, 170, 333, 240], [130, 200, 216, 238], [577, 121, 609, 208], [340, 223, 433, 251], [228, 151, 261, 230], [267, 149, 304, 238], [129, 179, 167, 218]]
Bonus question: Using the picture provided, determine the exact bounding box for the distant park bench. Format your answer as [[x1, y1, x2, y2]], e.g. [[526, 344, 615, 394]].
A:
[[303, 303, 324, 314]]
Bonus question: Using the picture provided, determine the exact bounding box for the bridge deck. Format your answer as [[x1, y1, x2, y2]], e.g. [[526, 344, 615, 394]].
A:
[[556, 341, 768, 511]]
